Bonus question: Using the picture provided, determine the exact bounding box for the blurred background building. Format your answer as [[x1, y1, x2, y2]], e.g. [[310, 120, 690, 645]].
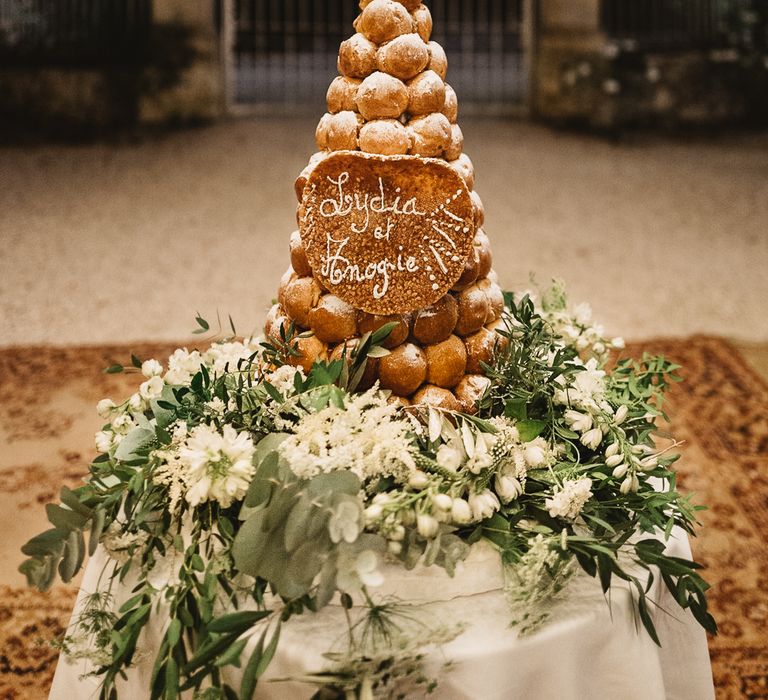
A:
[[1, 0, 766, 137]]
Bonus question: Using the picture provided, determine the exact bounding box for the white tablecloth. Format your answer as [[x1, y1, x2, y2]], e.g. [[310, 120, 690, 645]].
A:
[[50, 528, 714, 700]]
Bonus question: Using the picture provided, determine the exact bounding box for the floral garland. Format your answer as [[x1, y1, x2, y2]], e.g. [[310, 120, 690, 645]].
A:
[[20, 284, 716, 700]]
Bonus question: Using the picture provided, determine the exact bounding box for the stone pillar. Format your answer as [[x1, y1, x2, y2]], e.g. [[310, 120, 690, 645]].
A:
[[139, 0, 225, 125], [532, 0, 615, 126]]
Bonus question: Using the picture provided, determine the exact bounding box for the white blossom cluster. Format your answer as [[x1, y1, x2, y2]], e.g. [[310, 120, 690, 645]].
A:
[[545, 478, 593, 520], [278, 387, 417, 482]]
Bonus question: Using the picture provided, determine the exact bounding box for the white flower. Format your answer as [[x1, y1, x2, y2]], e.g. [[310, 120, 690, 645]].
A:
[[146, 547, 184, 590], [128, 393, 144, 411], [468, 490, 500, 521], [336, 549, 384, 593], [436, 443, 464, 472], [328, 499, 362, 544], [580, 427, 603, 450], [95, 431, 114, 453], [573, 302, 593, 325], [264, 364, 305, 394], [141, 359, 163, 378], [179, 424, 256, 508], [204, 339, 262, 376], [139, 376, 164, 401], [606, 454, 624, 467], [605, 442, 620, 458], [96, 399, 116, 418], [102, 523, 149, 564], [612, 463, 629, 479], [407, 471, 430, 490], [496, 475, 523, 503], [364, 504, 384, 524], [450, 498, 472, 524], [279, 388, 416, 483], [545, 478, 593, 520], [524, 442, 547, 468], [205, 397, 227, 415], [432, 493, 453, 512], [614, 405, 629, 425], [417, 514, 440, 539], [564, 408, 592, 433], [164, 348, 203, 386]]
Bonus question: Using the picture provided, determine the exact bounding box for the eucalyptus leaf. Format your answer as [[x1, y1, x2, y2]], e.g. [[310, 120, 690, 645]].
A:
[[114, 427, 156, 462]]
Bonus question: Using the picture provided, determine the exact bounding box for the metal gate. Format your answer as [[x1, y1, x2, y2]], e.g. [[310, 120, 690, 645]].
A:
[[223, 0, 530, 115]]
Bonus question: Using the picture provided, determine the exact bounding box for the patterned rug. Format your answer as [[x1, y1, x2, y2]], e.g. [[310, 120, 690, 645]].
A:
[[0, 337, 766, 699]]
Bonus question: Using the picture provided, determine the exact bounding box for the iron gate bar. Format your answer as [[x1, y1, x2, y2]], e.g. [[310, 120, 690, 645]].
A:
[[229, 0, 527, 115]]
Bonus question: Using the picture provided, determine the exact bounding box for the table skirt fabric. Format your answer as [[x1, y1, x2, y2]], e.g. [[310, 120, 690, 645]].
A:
[[49, 528, 714, 699]]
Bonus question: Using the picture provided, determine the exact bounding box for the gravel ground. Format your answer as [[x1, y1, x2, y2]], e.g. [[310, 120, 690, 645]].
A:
[[1, 118, 766, 347]]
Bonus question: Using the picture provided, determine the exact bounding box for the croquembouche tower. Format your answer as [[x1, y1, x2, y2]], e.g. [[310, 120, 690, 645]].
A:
[[265, 0, 505, 413]]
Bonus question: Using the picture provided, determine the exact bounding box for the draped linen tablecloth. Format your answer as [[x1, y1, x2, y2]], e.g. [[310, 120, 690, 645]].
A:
[[50, 527, 714, 700]]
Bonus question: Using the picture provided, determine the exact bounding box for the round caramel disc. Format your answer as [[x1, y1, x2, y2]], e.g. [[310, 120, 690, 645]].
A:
[[299, 151, 475, 315]]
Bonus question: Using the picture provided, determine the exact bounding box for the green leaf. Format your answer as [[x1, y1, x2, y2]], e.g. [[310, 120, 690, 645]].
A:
[[21, 528, 66, 557], [45, 503, 88, 530], [504, 398, 527, 421], [105, 364, 124, 374], [244, 452, 281, 509], [131, 354, 143, 369], [215, 638, 249, 668], [114, 427, 156, 462], [192, 313, 210, 335], [516, 419, 547, 443], [241, 621, 282, 700], [167, 618, 182, 647], [59, 487, 93, 517], [207, 611, 272, 634]]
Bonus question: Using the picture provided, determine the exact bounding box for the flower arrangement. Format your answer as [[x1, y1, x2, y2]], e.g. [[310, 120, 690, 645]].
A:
[[21, 283, 716, 699]]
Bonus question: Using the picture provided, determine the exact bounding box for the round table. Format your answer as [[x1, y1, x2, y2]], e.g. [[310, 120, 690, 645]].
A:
[[49, 527, 714, 700]]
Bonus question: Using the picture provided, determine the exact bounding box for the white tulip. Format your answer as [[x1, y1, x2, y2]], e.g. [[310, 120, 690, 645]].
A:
[[580, 428, 603, 450], [408, 470, 430, 490], [620, 475, 633, 495], [469, 490, 500, 521], [417, 514, 439, 539], [450, 498, 473, 524], [612, 463, 629, 479], [496, 475, 523, 503], [432, 493, 453, 511]]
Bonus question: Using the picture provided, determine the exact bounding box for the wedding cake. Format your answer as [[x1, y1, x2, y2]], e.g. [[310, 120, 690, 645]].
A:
[[266, 0, 505, 414]]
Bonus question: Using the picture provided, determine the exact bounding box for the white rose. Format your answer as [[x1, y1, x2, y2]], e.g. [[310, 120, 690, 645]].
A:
[[139, 376, 164, 401], [96, 399, 116, 418], [141, 359, 163, 378]]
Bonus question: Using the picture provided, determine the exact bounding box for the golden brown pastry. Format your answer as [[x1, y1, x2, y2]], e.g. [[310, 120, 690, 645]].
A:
[[330, 338, 379, 390], [463, 326, 501, 374], [407, 112, 451, 157], [308, 294, 359, 343], [406, 70, 446, 116], [355, 0, 415, 45], [356, 72, 409, 120], [452, 247, 480, 292], [473, 229, 493, 279], [447, 152, 474, 191], [478, 278, 505, 323], [327, 76, 362, 113], [376, 34, 429, 81], [454, 375, 492, 414], [265, 304, 290, 340], [411, 385, 462, 411], [471, 189, 485, 229], [289, 230, 312, 278], [428, 41, 448, 80], [411, 294, 458, 344], [287, 334, 328, 374], [412, 4, 433, 42], [387, 394, 412, 408], [283, 277, 323, 328], [424, 334, 467, 388], [358, 119, 411, 155], [326, 111, 363, 151], [444, 124, 464, 162], [378, 343, 427, 396], [357, 311, 410, 348], [278, 266, 298, 308], [338, 33, 378, 79], [360, 0, 421, 9], [315, 113, 332, 150], [442, 83, 458, 122], [454, 284, 490, 336]]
